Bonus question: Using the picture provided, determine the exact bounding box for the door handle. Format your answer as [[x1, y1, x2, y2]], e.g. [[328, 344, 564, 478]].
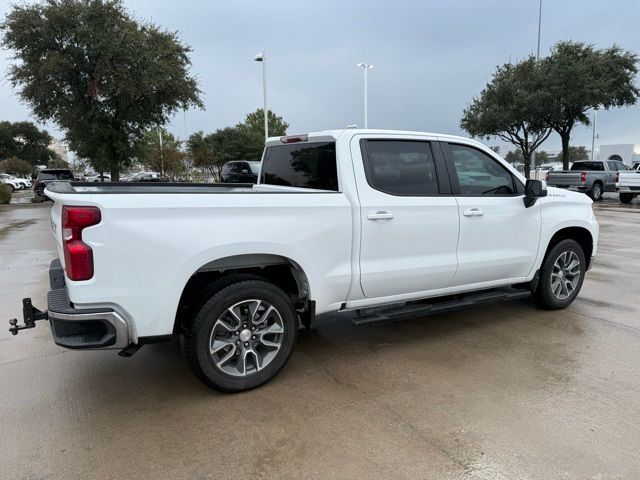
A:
[[367, 211, 394, 220], [463, 208, 484, 217]]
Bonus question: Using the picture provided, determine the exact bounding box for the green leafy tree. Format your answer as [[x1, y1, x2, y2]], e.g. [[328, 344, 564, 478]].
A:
[[237, 109, 289, 160], [0, 156, 34, 176], [543, 41, 638, 169], [2, 0, 202, 180], [0, 121, 57, 165], [504, 149, 524, 165], [567, 146, 589, 163], [187, 131, 218, 180], [535, 151, 550, 165], [461, 57, 552, 178], [48, 156, 70, 169], [136, 129, 185, 177], [187, 127, 245, 180]]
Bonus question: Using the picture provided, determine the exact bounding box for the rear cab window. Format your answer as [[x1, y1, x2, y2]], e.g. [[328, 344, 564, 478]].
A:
[[38, 170, 74, 180], [260, 142, 338, 191], [571, 161, 604, 171]]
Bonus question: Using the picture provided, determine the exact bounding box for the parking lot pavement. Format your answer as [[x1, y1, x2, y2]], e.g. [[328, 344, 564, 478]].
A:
[[1, 196, 639, 480]]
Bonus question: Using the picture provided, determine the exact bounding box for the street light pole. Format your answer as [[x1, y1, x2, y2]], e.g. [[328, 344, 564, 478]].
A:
[[591, 108, 598, 161], [254, 52, 268, 140], [536, 0, 542, 59], [357, 63, 374, 129], [531, 0, 542, 171]]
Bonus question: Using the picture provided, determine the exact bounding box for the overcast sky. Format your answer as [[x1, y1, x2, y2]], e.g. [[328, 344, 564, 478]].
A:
[[1, 0, 638, 156]]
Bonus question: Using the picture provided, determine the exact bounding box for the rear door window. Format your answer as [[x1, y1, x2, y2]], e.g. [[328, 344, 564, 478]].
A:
[[361, 140, 439, 195], [261, 142, 338, 191]]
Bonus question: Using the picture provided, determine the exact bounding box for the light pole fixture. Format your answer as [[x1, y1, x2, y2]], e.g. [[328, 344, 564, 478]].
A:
[[254, 52, 268, 141], [357, 63, 374, 129]]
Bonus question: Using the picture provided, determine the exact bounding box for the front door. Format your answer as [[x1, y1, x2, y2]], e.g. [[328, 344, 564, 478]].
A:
[[441, 142, 541, 286], [353, 136, 460, 299]]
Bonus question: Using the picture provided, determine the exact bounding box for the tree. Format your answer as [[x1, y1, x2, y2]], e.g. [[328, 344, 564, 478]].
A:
[[504, 149, 524, 165], [0, 156, 34, 176], [543, 41, 639, 169], [2, 0, 202, 180], [535, 151, 549, 165], [461, 57, 552, 178], [489, 146, 500, 154], [567, 146, 589, 163], [0, 121, 57, 165], [136, 129, 185, 177], [187, 127, 245, 180], [48, 156, 70, 169], [237, 109, 289, 160]]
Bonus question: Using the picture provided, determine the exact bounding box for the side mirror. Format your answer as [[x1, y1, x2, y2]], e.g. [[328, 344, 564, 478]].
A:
[[241, 169, 249, 175], [523, 179, 547, 208]]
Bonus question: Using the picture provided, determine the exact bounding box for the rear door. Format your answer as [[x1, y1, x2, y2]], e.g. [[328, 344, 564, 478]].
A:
[[352, 135, 459, 298], [441, 141, 541, 286]]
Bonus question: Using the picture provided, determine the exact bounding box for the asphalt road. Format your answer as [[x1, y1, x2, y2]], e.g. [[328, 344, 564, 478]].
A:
[[1, 194, 639, 479]]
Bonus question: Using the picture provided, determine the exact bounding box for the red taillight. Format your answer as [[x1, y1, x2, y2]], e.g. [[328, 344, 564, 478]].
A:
[[580, 171, 587, 183], [616, 172, 620, 183], [62, 206, 101, 281]]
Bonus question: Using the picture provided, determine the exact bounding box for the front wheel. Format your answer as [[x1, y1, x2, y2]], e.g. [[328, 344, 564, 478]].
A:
[[588, 183, 602, 201], [184, 280, 298, 392], [620, 193, 635, 204], [534, 239, 586, 310]]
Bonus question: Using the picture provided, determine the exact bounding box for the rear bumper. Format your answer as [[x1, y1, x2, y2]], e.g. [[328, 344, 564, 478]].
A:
[[48, 259, 130, 349]]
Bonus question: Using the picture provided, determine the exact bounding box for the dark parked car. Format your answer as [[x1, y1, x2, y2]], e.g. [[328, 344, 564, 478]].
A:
[[221, 161, 261, 183], [34, 169, 75, 201]]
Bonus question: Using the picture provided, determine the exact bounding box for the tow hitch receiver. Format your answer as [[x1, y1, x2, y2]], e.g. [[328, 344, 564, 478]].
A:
[[8, 298, 48, 335]]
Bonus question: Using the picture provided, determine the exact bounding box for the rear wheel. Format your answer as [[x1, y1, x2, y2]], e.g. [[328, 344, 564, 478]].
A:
[[619, 193, 635, 204], [184, 280, 298, 392], [534, 239, 586, 310], [588, 183, 602, 201]]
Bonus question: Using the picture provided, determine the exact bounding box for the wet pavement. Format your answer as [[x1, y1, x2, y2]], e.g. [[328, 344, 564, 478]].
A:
[[1, 195, 639, 479]]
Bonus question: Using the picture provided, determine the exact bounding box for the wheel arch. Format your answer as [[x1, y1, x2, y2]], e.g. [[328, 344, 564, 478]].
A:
[[542, 226, 594, 270], [174, 254, 311, 333]]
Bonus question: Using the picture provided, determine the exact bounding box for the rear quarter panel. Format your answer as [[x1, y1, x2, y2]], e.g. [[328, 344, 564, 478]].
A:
[[46, 191, 353, 338]]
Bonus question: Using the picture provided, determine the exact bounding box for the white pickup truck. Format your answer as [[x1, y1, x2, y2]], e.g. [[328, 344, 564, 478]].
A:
[[9, 129, 599, 392], [617, 162, 640, 204]]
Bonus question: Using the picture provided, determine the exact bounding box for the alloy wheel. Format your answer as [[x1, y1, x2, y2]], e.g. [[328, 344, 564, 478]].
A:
[[208, 299, 284, 377], [550, 251, 581, 300]]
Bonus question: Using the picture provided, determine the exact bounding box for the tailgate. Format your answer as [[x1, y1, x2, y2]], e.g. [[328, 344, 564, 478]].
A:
[[547, 171, 581, 186], [619, 172, 640, 189]]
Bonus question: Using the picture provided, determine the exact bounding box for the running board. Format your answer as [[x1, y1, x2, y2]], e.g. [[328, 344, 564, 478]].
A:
[[350, 288, 531, 326]]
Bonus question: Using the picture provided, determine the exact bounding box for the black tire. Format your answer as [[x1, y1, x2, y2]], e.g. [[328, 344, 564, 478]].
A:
[[534, 239, 586, 310], [184, 279, 297, 392], [619, 193, 635, 204], [588, 182, 602, 201]]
